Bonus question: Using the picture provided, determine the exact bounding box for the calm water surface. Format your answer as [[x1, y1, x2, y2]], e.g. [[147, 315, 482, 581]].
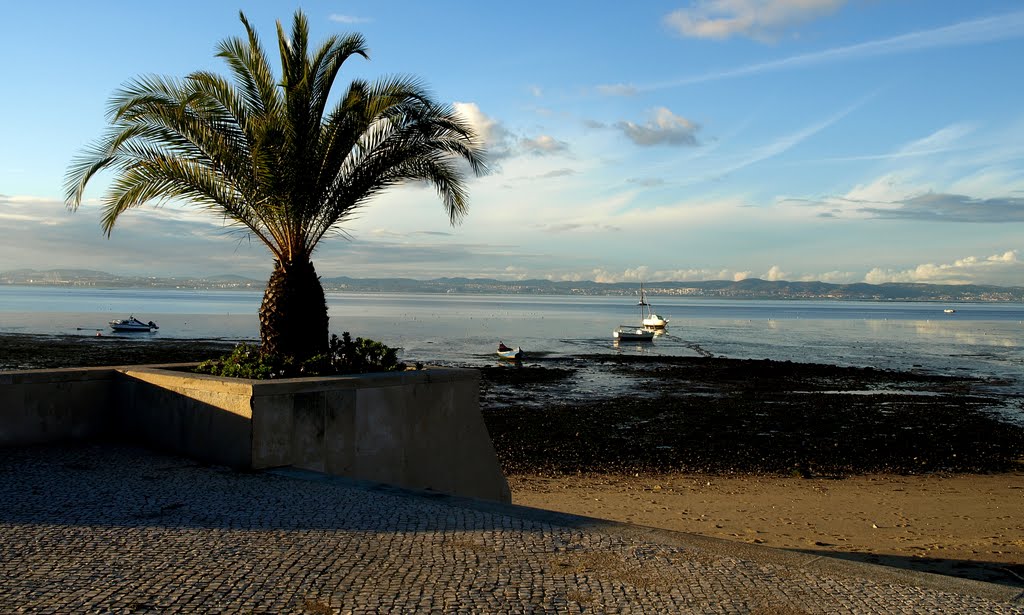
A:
[[1, 286, 1022, 398]]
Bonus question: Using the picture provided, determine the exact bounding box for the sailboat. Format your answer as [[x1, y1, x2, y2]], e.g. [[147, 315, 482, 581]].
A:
[[614, 284, 657, 341], [638, 284, 669, 329]]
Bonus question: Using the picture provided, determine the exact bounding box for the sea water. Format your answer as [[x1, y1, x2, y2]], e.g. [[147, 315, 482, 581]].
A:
[[0, 285, 1021, 398]]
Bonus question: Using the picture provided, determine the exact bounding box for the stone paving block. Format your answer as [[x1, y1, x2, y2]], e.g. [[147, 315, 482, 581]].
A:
[[0, 444, 1021, 614]]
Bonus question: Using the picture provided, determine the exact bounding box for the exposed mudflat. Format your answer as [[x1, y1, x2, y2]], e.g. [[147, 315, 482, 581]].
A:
[[0, 333, 237, 371], [477, 355, 1024, 476]]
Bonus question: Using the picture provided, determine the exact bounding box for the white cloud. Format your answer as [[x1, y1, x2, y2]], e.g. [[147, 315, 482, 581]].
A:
[[453, 102, 568, 160], [796, 171, 1024, 223], [521, 135, 569, 155], [590, 267, 647, 284], [697, 98, 864, 183], [0, 194, 273, 277], [864, 250, 1022, 285], [503, 265, 531, 280], [895, 123, 976, 157], [843, 173, 908, 204], [818, 122, 981, 163], [328, 14, 371, 24], [948, 167, 1024, 200], [537, 168, 576, 179], [453, 102, 515, 159], [616, 107, 700, 147], [859, 193, 1024, 223], [763, 265, 787, 281], [779, 121, 1024, 222], [552, 256, 1023, 286], [0, 194, 56, 205], [801, 270, 858, 284], [664, 0, 845, 41], [627, 177, 667, 187], [649, 10, 1024, 90], [535, 221, 620, 234], [595, 83, 638, 97], [601, 194, 754, 230], [0, 194, 67, 224]]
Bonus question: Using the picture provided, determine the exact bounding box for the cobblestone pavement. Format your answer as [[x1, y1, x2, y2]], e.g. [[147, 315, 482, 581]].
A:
[[2, 445, 1022, 614]]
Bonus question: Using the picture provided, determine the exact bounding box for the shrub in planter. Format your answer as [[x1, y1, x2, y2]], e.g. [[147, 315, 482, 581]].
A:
[[194, 332, 407, 380]]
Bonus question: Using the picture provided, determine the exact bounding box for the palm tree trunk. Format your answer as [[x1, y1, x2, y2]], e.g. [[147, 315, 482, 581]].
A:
[[259, 258, 329, 360]]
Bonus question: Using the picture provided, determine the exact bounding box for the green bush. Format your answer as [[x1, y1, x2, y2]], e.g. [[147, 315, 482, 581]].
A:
[[194, 332, 406, 379]]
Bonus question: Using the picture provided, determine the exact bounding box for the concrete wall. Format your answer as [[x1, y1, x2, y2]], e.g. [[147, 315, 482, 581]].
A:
[[0, 365, 510, 503], [0, 367, 116, 446], [247, 369, 511, 503], [116, 367, 255, 470]]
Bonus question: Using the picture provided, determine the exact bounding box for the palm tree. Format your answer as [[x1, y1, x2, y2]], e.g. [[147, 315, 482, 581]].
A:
[[65, 10, 485, 360]]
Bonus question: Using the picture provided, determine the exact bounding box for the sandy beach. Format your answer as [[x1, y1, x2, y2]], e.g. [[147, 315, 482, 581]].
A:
[[509, 471, 1024, 586]]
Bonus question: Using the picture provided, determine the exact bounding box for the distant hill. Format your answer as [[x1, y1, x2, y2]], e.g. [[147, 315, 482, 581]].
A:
[[2, 269, 1022, 302], [318, 276, 1023, 301]]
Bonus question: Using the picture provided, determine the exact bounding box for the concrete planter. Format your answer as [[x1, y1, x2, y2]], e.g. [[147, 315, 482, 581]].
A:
[[1, 365, 510, 503]]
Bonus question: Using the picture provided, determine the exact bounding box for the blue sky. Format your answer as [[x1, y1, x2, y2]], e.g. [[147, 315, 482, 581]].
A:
[[1, 1, 1022, 285]]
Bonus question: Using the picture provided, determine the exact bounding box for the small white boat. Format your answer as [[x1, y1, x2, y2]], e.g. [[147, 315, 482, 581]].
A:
[[497, 342, 524, 361], [638, 284, 669, 329], [643, 313, 669, 329], [109, 316, 159, 332], [613, 326, 654, 342], [943, 308, 956, 314]]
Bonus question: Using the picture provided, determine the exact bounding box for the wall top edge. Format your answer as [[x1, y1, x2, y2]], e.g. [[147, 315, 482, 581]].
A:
[[115, 364, 480, 395], [0, 366, 121, 385], [1, 364, 480, 391]]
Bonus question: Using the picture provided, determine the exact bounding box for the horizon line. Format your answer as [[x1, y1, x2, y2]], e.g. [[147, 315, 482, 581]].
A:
[[2, 269, 1022, 290]]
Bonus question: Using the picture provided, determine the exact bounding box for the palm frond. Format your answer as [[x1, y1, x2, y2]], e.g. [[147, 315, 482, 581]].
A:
[[66, 9, 486, 267], [215, 12, 282, 118]]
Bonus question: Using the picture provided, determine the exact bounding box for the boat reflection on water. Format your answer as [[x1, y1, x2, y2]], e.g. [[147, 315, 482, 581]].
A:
[[613, 339, 658, 354]]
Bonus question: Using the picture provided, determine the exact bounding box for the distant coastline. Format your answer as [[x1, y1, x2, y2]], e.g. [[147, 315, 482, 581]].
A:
[[2, 268, 1022, 302]]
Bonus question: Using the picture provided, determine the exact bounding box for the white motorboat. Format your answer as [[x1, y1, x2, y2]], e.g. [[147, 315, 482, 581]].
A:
[[613, 325, 654, 342], [943, 309, 956, 314], [497, 342, 524, 361], [109, 316, 159, 332], [643, 313, 669, 328]]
